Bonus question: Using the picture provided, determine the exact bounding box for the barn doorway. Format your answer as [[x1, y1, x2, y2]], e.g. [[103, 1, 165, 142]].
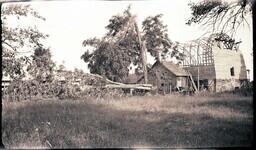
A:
[[159, 82, 171, 94]]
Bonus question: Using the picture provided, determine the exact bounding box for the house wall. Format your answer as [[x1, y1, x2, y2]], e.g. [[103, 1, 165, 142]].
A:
[[213, 46, 247, 92], [176, 77, 188, 88], [212, 45, 247, 80], [149, 64, 176, 93]]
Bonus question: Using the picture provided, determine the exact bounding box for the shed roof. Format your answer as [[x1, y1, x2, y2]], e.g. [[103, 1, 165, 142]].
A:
[[136, 61, 189, 83], [159, 61, 189, 76]]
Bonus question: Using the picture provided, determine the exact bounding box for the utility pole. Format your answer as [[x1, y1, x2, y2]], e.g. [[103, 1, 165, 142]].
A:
[[197, 44, 200, 91], [197, 66, 200, 91], [134, 22, 148, 84]]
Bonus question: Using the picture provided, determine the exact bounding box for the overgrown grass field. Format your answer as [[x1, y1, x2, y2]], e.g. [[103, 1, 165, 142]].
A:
[[2, 94, 253, 148]]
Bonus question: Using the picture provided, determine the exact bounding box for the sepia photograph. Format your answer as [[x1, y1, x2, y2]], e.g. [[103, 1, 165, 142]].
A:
[[1, 0, 254, 149]]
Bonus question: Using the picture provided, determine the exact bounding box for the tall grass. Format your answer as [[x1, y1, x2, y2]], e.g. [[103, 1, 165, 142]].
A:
[[2, 94, 253, 148]]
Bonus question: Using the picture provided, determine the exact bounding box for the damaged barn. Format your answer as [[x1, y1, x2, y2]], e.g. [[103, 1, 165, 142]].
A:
[[180, 35, 248, 92], [137, 61, 194, 94], [134, 34, 249, 94]]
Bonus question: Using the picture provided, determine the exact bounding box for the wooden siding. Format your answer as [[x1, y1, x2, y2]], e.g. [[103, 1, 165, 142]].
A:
[[139, 62, 189, 94], [212, 46, 247, 80]]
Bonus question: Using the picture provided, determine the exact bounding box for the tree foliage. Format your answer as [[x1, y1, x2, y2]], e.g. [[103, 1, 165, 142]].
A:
[[207, 32, 241, 50], [81, 6, 183, 82], [27, 47, 56, 82], [2, 4, 48, 79], [186, 0, 252, 37], [81, 7, 141, 82], [142, 14, 174, 61]]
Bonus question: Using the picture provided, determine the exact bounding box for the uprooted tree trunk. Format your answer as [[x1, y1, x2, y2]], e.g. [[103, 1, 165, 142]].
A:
[[134, 22, 148, 84]]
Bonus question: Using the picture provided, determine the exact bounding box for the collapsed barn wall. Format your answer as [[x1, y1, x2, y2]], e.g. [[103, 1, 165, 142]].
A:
[[183, 65, 216, 80], [184, 65, 216, 92]]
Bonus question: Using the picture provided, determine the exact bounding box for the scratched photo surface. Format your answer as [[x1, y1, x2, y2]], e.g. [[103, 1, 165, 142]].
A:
[[1, 0, 253, 148]]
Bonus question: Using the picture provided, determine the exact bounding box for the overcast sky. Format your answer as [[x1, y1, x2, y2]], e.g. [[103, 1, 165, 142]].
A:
[[3, 0, 253, 80]]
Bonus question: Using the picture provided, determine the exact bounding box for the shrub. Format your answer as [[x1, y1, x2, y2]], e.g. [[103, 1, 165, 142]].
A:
[[3, 80, 41, 101], [2, 80, 78, 101], [2, 78, 125, 101]]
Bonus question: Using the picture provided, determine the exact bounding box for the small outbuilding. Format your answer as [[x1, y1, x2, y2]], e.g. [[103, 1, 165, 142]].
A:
[[138, 61, 191, 94]]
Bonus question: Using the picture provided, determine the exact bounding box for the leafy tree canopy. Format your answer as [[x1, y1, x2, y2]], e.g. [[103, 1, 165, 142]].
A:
[[81, 7, 141, 82], [2, 4, 48, 80], [27, 47, 56, 82], [142, 14, 176, 61], [81, 6, 183, 82]]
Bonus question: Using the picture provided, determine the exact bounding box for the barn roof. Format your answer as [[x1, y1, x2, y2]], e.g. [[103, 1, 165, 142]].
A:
[[160, 61, 189, 76], [136, 61, 189, 83]]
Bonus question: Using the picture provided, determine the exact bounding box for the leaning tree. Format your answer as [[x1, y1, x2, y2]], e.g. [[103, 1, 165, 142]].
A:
[[81, 6, 182, 83], [81, 6, 146, 83]]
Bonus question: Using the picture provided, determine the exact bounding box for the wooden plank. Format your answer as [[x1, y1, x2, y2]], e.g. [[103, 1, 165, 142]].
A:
[[105, 84, 152, 90], [89, 73, 153, 90], [89, 73, 152, 87], [187, 71, 198, 92]]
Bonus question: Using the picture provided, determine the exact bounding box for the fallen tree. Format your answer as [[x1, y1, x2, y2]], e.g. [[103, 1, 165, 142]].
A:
[[89, 73, 153, 90]]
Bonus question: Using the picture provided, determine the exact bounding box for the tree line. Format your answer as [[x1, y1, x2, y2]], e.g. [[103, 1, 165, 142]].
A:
[[2, 0, 253, 83]]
